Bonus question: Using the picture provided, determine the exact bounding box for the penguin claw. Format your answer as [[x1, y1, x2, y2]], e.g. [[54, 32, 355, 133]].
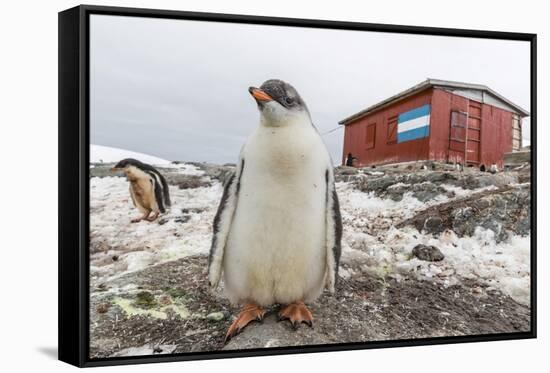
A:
[[278, 302, 314, 330], [224, 304, 266, 344]]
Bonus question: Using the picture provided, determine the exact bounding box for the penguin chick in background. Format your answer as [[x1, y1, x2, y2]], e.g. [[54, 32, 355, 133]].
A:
[[111, 158, 171, 223], [208, 79, 342, 342]]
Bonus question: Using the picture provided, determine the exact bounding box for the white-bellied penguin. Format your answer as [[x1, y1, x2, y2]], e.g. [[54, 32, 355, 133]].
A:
[[111, 158, 171, 223], [208, 79, 342, 342]]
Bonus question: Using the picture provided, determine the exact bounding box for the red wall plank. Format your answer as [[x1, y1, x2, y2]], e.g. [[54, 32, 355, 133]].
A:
[[429, 89, 468, 163], [479, 103, 513, 168]]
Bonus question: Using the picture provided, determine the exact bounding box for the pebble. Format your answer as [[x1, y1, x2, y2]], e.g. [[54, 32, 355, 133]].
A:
[[412, 244, 445, 262], [206, 312, 225, 321], [96, 303, 111, 314]]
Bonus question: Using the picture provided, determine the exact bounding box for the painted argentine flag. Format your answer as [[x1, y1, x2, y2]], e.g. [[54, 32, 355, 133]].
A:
[[397, 104, 431, 143]]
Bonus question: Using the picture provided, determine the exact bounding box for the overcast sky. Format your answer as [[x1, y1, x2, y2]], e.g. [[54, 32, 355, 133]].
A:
[[90, 15, 531, 164]]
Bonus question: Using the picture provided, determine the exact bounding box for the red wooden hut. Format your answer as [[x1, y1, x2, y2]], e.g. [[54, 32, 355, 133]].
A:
[[339, 79, 529, 169]]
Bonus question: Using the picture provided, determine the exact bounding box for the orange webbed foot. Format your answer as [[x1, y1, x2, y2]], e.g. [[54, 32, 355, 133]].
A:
[[224, 303, 266, 343], [278, 301, 313, 329]]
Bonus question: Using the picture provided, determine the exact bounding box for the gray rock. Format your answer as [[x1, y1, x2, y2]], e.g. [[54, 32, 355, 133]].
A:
[[398, 185, 531, 242], [185, 162, 235, 183], [165, 174, 212, 189], [90, 163, 119, 178], [411, 182, 454, 202], [353, 168, 520, 201], [223, 314, 328, 350], [386, 183, 409, 201], [334, 166, 364, 182], [412, 244, 445, 262], [451, 207, 476, 236], [335, 166, 360, 176], [358, 176, 454, 202], [423, 216, 444, 234], [174, 215, 191, 224]]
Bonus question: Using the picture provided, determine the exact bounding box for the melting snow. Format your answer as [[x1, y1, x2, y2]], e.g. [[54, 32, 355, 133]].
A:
[[90, 173, 530, 305], [90, 171, 220, 285], [339, 181, 530, 305]]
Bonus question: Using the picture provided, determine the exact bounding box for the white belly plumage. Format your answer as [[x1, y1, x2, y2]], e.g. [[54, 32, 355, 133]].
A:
[[222, 125, 329, 306]]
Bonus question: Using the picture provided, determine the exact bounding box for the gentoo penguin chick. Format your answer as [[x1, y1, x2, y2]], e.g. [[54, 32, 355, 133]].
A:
[[208, 79, 342, 342], [111, 158, 171, 223]]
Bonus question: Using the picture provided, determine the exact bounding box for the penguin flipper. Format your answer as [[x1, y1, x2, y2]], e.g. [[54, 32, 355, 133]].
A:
[[324, 168, 343, 293], [208, 159, 244, 289], [150, 174, 166, 213]]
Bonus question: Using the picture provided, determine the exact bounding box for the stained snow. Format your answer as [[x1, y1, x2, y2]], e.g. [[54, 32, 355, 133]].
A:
[[343, 227, 530, 304], [90, 169, 530, 305], [90, 163, 219, 285]]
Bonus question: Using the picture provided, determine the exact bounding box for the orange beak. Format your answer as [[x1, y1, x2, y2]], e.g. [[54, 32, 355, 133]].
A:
[[249, 87, 272, 102]]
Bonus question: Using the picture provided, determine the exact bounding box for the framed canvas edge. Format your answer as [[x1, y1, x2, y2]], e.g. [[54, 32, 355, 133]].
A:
[[58, 4, 538, 368], [59, 5, 86, 367], [529, 33, 537, 339]]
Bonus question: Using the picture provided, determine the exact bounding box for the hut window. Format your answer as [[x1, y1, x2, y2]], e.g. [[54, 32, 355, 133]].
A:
[[366, 123, 376, 149], [387, 116, 398, 144]]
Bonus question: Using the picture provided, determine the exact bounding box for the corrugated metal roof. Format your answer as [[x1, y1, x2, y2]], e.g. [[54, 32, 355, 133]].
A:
[[339, 78, 530, 125]]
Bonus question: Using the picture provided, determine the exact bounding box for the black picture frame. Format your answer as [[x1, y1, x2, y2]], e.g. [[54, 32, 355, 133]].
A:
[[58, 4, 537, 367]]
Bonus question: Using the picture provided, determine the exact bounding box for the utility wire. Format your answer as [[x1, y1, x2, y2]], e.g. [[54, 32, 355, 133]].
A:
[[320, 126, 343, 136]]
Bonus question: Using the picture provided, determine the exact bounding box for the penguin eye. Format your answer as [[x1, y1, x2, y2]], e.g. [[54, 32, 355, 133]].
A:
[[284, 97, 294, 105]]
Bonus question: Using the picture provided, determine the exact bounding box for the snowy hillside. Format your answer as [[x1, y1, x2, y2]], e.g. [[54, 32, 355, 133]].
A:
[[88, 161, 531, 357], [91, 144, 171, 165]]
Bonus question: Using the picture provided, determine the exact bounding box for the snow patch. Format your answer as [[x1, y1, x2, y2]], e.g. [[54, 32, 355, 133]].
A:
[[91, 144, 171, 165], [90, 174, 222, 284], [89, 174, 530, 306], [342, 224, 530, 305]]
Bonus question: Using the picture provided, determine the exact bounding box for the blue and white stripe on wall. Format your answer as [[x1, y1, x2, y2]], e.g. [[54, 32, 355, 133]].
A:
[[397, 104, 431, 143]]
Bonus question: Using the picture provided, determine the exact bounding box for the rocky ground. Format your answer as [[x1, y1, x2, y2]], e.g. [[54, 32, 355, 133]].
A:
[[89, 161, 531, 358]]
